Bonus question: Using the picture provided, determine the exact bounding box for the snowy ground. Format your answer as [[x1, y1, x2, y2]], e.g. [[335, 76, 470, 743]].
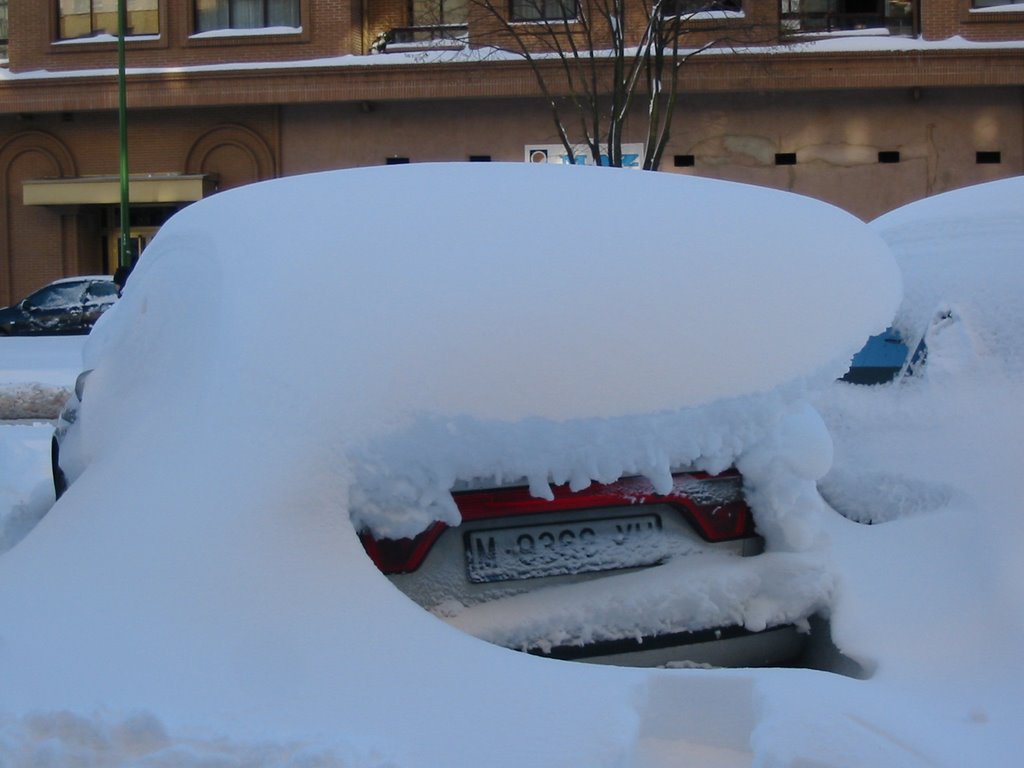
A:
[[1, 167, 1021, 766], [0, 336, 83, 552], [0, 336, 82, 420]]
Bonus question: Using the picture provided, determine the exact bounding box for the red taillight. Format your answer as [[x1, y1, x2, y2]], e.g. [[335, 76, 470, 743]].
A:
[[660, 472, 754, 541], [359, 522, 447, 575], [360, 470, 753, 573]]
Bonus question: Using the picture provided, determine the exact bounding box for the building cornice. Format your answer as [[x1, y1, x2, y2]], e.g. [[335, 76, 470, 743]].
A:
[[2, 48, 1023, 114]]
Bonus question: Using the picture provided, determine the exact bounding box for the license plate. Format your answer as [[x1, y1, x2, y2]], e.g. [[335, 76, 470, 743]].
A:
[[465, 513, 664, 583]]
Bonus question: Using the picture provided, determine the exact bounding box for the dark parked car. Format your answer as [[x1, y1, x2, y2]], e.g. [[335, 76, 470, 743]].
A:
[[0, 276, 118, 336]]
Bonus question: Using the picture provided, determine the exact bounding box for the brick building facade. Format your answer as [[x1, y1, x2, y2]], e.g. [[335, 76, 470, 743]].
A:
[[1, 0, 1022, 305]]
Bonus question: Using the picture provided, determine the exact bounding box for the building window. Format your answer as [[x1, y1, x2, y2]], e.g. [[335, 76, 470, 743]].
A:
[[195, 0, 300, 33], [781, 0, 912, 36], [411, 0, 468, 26], [510, 0, 578, 22], [663, 0, 741, 15], [59, 0, 160, 40], [0, 0, 8, 58], [972, 0, 1022, 7]]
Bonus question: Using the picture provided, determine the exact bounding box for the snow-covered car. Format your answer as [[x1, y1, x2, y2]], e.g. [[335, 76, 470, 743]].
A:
[[0, 276, 118, 336], [820, 176, 1024, 527], [50, 366, 828, 667], [869, 176, 1024, 381], [53, 396, 805, 665], [47, 163, 899, 670], [839, 176, 1024, 389], [50, 363, 817, 666]]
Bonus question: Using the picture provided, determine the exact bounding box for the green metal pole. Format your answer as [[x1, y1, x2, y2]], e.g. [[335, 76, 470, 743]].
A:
[[117, 0, 131, 269]]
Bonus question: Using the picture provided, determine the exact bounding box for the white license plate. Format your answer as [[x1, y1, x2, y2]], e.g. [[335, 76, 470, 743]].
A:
[[465, 513, 664, 583]]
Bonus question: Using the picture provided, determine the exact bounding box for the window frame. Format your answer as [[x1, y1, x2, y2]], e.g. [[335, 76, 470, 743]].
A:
[[50, 0, 168, 52], [188, 0, 310, 45], [56, 0, 162, 42], [963, 0, 1024, 23], [661, 0, 743, 16], [193, 0, 302, 34], [508, 0, 580, 23], [0, 0, 9, 56], [410, 0, 470, 27]]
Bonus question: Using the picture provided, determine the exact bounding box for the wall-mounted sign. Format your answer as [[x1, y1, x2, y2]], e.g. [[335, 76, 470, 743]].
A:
[[525, 143, 645, 169]]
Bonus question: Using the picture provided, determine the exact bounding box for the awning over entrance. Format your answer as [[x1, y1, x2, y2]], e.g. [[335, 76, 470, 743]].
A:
[[23, 173, 216, 205]]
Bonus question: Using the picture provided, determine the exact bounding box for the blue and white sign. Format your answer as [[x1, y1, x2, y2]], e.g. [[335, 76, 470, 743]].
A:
[[526, 143, 645, 169]]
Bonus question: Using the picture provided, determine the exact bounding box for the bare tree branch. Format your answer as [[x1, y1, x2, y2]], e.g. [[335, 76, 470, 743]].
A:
[[398, 0, 773, 169]]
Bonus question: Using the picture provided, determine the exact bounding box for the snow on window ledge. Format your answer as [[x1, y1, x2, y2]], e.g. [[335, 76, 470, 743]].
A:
[[787, 27, 892, 38], [969, 3, 1024, 12], [54, 33, 161, 45], [190, 26, 303, 40], [508, 19, 580, 26]]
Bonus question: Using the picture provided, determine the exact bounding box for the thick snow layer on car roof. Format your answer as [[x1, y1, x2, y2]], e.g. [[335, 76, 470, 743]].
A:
[[75, 163, 898, 537], [871, 175, 1024, 375], [98, 163, 896, 417]]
